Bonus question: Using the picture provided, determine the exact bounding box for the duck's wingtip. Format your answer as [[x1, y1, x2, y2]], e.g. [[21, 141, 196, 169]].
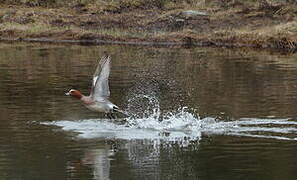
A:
[[102, 51, 110, 59], [99, 52, 111, 65]]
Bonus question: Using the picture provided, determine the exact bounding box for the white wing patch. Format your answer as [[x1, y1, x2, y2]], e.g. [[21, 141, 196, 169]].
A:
[[91, 55, 111, 101], [93, 76, 98, 87]]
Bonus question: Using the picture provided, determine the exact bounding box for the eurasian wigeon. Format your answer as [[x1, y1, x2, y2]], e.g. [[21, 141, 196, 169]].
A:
[[66, 53, 125, 119]]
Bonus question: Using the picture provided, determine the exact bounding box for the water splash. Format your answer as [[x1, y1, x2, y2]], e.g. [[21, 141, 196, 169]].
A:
[[43, 95, 297, 142], [44, 107, 202, 142]]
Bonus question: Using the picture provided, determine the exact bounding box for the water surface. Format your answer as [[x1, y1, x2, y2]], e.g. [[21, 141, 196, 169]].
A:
[[1, 43, 297, 179]]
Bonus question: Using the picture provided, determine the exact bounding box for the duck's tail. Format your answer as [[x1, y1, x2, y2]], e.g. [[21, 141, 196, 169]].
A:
[[113, 106, 130, 117]]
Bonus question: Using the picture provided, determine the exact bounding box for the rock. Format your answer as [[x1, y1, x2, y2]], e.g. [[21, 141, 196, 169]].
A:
[[181, 10, 208, 18], [15, 17, 34, 24], [147, 10, 209, 32], [175, 18, 185, 22]]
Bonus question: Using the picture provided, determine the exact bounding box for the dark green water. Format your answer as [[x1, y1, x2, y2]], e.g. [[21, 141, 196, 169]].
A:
[[1, 42, 297, 180]]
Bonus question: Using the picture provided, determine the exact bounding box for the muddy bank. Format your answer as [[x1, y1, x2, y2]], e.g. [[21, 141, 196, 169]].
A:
[[0, 37, 258, 49], [1, 1, 297, 50]]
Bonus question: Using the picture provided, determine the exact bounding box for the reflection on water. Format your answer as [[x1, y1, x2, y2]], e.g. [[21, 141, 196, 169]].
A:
[[80, 148, 112, 180], [1, 43, 297, 179]]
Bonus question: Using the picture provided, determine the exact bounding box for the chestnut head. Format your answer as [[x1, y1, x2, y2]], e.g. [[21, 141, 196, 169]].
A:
[[65, 89, 83, 99]]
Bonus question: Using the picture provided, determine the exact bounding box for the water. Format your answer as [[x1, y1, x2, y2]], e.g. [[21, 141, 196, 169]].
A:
[[1, 43, 297, 179]]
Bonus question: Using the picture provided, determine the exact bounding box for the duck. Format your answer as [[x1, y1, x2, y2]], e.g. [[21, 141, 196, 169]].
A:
[[65, 53, 124, 119]]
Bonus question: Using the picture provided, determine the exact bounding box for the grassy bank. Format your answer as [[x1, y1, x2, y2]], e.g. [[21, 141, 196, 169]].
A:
[[1, 0, 297, 50]]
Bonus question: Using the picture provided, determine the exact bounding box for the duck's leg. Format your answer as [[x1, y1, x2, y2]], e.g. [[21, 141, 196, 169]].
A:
[[107, 113, 112, 119], [111, 113, 117, 119], [107, 113, 116, 119]]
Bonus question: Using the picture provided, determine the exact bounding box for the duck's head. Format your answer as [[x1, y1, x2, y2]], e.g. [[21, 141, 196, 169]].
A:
[[65, 89, 83, 99]]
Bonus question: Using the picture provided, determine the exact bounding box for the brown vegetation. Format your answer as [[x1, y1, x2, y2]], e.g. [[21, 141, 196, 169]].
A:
[[1, 0, 297, 50]]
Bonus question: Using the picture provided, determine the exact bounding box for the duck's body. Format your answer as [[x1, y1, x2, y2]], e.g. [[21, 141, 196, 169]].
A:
[[66, 54, 123, 119], [84, 97, 116, 113]]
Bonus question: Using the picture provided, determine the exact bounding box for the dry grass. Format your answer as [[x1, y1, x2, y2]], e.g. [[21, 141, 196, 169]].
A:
[[1, 0, 297, 50]]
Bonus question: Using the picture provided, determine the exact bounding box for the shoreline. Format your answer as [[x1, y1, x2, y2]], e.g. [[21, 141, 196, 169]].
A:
[[1, 1, 297, 51], [0, 37, 268, 50]]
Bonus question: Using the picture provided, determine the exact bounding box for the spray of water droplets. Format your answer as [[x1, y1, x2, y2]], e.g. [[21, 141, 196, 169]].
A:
[[44, 95, 297, 143]]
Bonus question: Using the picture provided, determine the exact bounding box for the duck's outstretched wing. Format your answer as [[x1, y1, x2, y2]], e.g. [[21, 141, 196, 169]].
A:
[[91, 54, 111, 101]]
